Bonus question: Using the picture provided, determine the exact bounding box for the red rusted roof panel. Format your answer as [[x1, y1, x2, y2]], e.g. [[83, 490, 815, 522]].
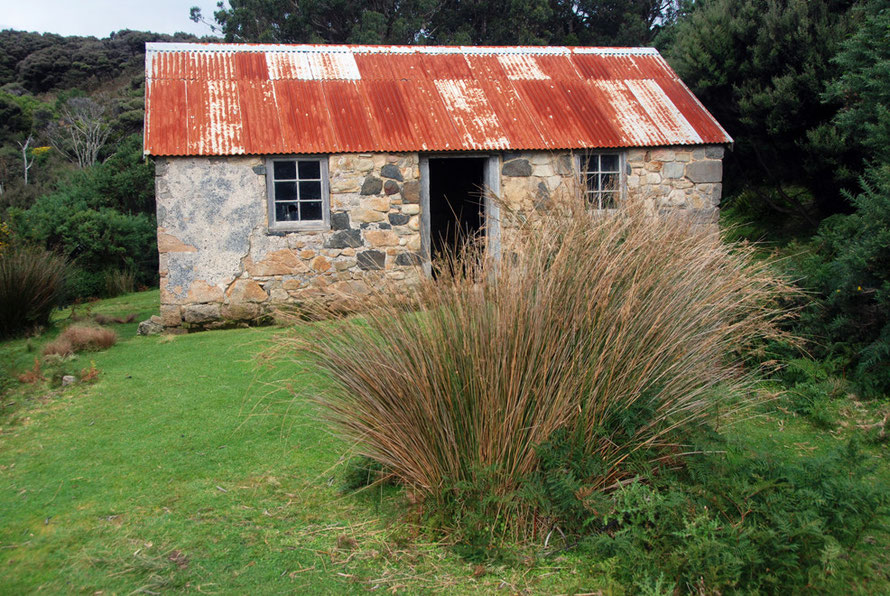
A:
[[238, 80, 286, 154], [322, 81, 380, 152], [396, 78, 463, 151], [421, 53, 474, 80], [358, 80, 418, 150], [535, 55, 583, 80], [511, 80, 592, 147], [273, 80, 338, 154], [352, 53, 396, 80], [144, 43, 732, 156], [234, 52, 270, 80], [473, 75, 549, 149], [145, 79, 188, 155]]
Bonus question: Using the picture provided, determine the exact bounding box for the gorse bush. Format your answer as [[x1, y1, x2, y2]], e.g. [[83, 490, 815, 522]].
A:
[[581, 437, 887, 594], [0, 245, 67, 338], [283, 199, 794, 539]]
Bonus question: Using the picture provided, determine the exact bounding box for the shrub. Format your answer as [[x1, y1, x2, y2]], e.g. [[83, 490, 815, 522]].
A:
[[791, 166, 890, 396], [580, 438, 887, 594], [0, 245, 67, 338], [57, 325, 116, 352], [282, 199, 793, 538]]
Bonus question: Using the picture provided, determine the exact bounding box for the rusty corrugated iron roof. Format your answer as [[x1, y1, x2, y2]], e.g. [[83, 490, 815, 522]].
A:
[[144, 43, 732, 156]]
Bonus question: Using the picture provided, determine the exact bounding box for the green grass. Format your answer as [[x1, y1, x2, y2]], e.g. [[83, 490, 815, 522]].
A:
[[0, 292, 615, 594], [1, 290, 888, 593]]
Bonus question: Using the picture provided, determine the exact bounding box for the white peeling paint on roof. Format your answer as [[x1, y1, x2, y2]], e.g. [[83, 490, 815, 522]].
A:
[[626, 79, 703, 146], [497, 54, 549, 80], [590, 80, 655, 146], [307, 52, 361, 80], [265, 51, 313, 80], [434, 79, 509, 149], [207, 81, 244, 155]]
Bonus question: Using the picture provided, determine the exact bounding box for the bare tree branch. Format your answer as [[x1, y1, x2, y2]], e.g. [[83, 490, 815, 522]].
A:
[[17, 134, 35, 185], [47, 97, 111, 169]]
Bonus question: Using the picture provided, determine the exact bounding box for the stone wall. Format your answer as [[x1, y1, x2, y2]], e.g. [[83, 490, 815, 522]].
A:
[[155, 153, 424, 328], [496, 145, 724, 226], [153, 144, 725, 329], [629, 145, 724, 220]]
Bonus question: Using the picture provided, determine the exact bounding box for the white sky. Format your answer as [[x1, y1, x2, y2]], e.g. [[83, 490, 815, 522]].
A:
[[0, 0, 226, 38]]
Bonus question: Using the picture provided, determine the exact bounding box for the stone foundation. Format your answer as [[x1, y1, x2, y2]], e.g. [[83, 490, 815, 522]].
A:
[[154, 145, 725, 329]]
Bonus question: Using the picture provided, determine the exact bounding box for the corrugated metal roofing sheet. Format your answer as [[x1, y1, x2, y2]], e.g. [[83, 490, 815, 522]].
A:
[[144, 43, 732, 156]]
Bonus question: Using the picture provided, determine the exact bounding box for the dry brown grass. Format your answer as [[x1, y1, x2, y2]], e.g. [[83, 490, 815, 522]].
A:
[[42, 337, 74, 357], [57, 325, 117, 352], [277, 198, 795, 535]]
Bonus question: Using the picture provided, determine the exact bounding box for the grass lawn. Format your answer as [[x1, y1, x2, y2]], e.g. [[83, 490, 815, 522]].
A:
[[1, 290, 889, 593]]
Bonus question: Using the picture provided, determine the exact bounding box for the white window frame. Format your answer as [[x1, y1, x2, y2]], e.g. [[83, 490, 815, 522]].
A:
[[265, 155, 330, 232], [576, 151, 626, 210]]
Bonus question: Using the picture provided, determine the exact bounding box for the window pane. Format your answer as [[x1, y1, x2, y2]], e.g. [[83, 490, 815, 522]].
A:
[[273, 160, 296, 180], [586, 174, 599, 191], [601, 192, 618, 209], [580, 155, 595, 174], [275, 181, 297, 202], [600, 154, 619, 172], [276, 202, 300, 222], [601, 173, 618, 192], [300, 201, 322, 221], [299, 180, 321, 201], [298, 160, 321, 179]]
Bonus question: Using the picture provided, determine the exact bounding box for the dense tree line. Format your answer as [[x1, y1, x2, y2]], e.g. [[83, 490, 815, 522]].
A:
[[0, 29, 205, 299], [191, 0, 680, 46]]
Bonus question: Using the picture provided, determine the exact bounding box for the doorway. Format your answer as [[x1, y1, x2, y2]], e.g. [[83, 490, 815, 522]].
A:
[[426, 157, 488, 263]]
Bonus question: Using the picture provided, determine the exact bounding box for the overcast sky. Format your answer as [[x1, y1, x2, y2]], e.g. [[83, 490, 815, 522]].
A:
[[0, 0, 226, 38]]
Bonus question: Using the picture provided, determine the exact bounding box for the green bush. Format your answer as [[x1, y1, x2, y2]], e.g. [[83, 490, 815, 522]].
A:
[[0, 245, 67, 338], [11, 199, 156, 300], [578, 438, 887, 594], [5, 133, 157, 301], [792, 166, 890, 396]]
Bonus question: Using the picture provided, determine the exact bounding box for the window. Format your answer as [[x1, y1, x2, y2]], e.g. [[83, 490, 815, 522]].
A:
[[579, 153, 623, 209], [266, 157, 329, 230]]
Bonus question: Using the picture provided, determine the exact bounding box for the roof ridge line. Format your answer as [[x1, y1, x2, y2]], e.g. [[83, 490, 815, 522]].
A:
[[144, 42, 659, 56]]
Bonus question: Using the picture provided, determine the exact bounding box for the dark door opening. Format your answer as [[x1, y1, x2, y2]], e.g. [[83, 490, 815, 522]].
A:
[[428, 157, 487, 264]]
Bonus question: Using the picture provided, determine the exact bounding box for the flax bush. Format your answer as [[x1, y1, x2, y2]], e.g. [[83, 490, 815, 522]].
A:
[[0, 245, 68, 338], [281, 200, 793, 537]]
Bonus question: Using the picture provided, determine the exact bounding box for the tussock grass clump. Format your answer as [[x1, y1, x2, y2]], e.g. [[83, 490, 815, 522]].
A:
[[104, 269, 136, 297], [42, 338, 74, 357], [283, 201, 794, 536], [43, 325, 117, 356], [0, 246, 68, 338]]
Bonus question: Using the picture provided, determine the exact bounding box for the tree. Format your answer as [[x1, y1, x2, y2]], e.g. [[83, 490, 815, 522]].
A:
[[826, 0, 890, 166], [47, 97, 111, 169], [17, 135, 35, 185], [791, 0, 890, 395], [191, 0, 680, 46], [660, 0, 859, 222]]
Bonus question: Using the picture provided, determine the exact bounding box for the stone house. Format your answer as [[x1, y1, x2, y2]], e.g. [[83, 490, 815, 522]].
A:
[[143, 42, 731, 328]]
